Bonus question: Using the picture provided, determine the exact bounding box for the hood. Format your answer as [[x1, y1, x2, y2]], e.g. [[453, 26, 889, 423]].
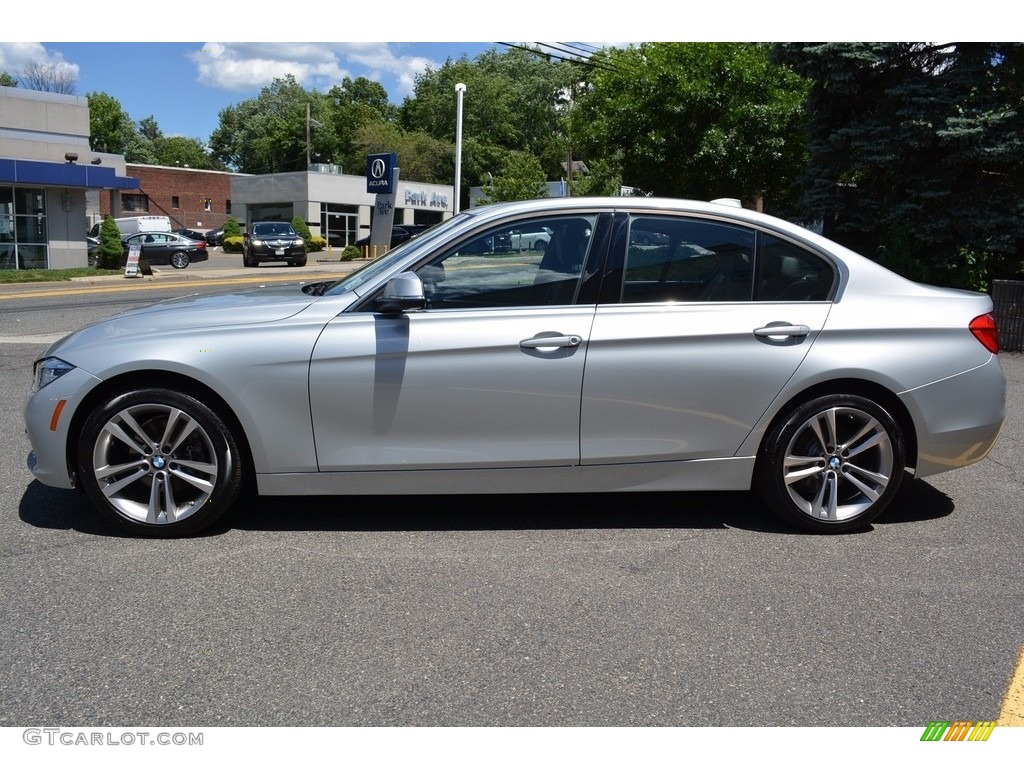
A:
[[44, 284, 318, 358]]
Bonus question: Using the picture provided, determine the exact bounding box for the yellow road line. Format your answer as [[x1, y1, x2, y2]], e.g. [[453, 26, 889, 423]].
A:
[[999, 644, 1024, 725]]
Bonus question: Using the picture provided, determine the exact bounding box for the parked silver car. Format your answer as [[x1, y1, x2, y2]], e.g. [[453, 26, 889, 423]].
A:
[[25, 197, 1006, 537]]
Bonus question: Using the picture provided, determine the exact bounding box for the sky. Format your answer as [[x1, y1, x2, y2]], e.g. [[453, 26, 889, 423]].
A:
[[3, 2, 1006, 151]]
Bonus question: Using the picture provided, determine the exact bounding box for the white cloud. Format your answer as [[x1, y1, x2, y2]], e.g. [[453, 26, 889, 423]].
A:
[[0, 42, 79, 80], [186, 42, 441, 99]]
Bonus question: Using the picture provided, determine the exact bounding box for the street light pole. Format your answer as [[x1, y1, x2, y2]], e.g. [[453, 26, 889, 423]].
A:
[[454, 83, 466, 214], [306, 102, 323, 169]]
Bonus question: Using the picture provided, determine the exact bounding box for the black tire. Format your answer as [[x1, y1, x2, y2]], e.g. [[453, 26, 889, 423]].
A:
[[243, 250, 256, 267], [170, 251, 190, 269], [754, 394, 905, 533], [290, 256, 307, 267], [76, 388, 244, 537]]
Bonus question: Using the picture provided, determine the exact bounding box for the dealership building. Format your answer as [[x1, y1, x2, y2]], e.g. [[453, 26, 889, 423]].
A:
[[97, 162, 457, 247], [1, 85, 137, 269], [3, 85, 455, 270]]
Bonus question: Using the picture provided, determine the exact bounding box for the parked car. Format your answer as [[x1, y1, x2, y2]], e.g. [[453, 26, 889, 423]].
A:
[[24, 197, 1006, 537], [508, 226, 552, 251], [86, 236, 100, 267], [174, 228, 208, 243], [204, 226, 225, 247], [120, 231, 208, 269], [355, 224, 431, 250], [243, 222, 307, 267]]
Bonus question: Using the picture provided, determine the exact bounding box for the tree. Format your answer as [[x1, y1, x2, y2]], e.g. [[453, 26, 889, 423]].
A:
[[210, 75, 323, 173], [349, 120, 454, 185], [96, 216, 124, 270], [86, 92, 134, 154], [325, 77, 399, 171], [773, 43, 1024, 289], [20, 61, 76, 94], [400, 47, 573, 197], [0, 71, 17, 87], [572, 43, 810, 210], [476, 151, 548, 204], [154, 136, 219, 169]]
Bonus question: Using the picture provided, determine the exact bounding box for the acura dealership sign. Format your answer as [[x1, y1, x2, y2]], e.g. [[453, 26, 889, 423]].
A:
[[366, 152, 397, 194]]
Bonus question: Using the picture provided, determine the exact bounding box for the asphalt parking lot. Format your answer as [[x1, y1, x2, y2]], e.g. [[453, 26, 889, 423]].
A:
[[0, 263, 1021, 740]]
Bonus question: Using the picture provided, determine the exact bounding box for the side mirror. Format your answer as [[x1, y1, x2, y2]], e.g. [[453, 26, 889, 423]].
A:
[[376, 271, 426, 314]]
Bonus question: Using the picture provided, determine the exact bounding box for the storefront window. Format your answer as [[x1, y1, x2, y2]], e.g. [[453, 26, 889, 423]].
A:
[[321, 203, 358, 246], [0, 186, 48, 269]]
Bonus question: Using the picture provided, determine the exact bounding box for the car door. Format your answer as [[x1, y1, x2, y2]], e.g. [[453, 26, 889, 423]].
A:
[[137, 232, 173, 264], [580, 214, 833, 464], [308, 214, 603, 472]]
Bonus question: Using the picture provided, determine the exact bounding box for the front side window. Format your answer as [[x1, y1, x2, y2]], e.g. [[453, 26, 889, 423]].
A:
[[623, 216, 755, 303], [414, 215, 596, 309]]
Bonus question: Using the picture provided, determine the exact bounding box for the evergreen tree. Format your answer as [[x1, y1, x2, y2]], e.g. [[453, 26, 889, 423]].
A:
[[773, 43, 1024, 289]]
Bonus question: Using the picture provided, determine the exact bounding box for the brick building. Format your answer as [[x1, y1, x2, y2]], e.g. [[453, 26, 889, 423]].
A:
[[96, 164, 243, 233]]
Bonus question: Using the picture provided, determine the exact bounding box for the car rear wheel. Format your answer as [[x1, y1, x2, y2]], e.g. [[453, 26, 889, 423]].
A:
[[754, 394, 905, 533], [170, 251, 190, 269], [77, 388, 244, 537]]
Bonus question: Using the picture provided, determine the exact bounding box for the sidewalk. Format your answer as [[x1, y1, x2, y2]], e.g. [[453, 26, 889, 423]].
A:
[[70, 255, 367, 284]]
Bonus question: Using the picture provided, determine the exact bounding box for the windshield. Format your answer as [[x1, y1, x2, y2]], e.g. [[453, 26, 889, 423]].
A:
[[253, 223, 296, 237], [316, 215, 471, 297]]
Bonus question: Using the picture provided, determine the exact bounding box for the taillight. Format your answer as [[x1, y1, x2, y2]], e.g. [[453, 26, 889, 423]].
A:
[[969, 313, 999, 354]]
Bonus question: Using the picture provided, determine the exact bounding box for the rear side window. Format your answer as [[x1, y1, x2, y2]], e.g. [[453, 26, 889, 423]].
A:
[[755, 234, 834, 301], [622, 216, 754, 303]]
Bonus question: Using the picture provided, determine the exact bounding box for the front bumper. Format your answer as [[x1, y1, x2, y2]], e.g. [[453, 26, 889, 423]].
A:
[[24, 366, 103, 490]]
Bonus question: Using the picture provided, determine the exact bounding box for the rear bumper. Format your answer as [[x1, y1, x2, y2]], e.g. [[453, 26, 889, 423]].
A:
[[902, 355, 1006, 477]]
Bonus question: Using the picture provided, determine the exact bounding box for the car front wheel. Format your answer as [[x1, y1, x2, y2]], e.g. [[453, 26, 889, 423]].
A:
[[243, 250, 256, 267], [754, 394, 905, 533], [170, 251, 190, 269], [76, 388, 244, 537]]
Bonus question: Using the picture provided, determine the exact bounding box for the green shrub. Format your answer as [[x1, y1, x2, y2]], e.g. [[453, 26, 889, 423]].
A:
[[222, 235, 244, 253], [223, 216, 241, 239], [291, 216, 312, 249], [308, 236, 326, 252], [97, 216, 124, 270], [341, 245, 362, 261]]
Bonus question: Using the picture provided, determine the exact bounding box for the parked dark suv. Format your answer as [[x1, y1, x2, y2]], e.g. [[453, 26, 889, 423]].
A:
[[243, 222, 307, 267]]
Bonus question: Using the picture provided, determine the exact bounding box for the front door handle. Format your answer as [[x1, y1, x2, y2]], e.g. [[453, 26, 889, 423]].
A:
[[520, 334, 583, 349]]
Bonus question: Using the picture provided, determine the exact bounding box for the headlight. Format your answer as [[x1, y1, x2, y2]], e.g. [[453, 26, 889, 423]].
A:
[[33, 357, 75, 391]]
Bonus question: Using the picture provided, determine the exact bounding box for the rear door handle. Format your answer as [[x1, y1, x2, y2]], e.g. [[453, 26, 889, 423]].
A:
[[754, 324, 811, 339]]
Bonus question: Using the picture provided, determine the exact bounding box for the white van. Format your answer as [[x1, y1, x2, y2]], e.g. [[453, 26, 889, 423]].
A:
[[89, 215, 172, 238]]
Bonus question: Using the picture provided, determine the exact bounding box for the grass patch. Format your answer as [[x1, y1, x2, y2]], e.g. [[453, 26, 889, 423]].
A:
[[0, 267, 122, 284]]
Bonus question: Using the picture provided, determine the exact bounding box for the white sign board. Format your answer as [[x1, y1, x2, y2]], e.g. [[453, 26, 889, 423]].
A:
[[124, 243, 142, 278]]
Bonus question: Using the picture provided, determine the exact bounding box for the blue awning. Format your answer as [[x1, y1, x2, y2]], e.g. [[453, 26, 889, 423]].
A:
[[0, 158, 138, 189]]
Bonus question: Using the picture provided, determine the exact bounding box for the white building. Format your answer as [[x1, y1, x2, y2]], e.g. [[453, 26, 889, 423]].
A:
[[0, 85, 137, 269], [231, 164, 454, 246]]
